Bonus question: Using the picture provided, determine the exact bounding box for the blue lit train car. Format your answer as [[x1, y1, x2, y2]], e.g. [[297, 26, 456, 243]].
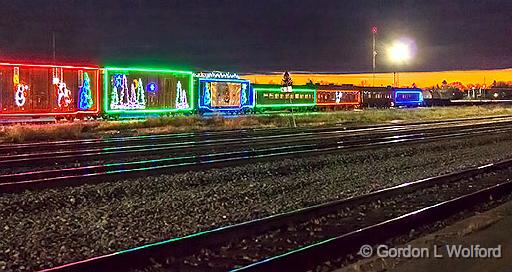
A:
[[393, 87, 424, 107], [361, 86, 423, 108], [196, 72, 253, 113]]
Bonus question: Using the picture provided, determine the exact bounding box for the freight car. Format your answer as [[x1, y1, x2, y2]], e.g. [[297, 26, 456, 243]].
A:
[[316, 84, 361, 110], [361, 86, 423, 108], [252, 84, 316, 112], [483, 87, 512, 100], [196, 72, 253, 113], [0, 62, 100, 119], [103, 67, 194, 118], [423, 88, 464, 106]]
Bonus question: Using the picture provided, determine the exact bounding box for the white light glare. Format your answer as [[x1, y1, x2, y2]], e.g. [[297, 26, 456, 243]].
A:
[[388, 41, 412, 64]]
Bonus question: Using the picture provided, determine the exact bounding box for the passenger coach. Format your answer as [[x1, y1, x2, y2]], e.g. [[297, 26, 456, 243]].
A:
[[252, 84, 316, 112], [316, 84, 361, 109]]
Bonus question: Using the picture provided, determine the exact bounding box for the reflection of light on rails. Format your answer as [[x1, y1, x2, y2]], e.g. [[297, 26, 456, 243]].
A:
[[450, 100, 512, 103], [3, 124, 512, 194], [41, 158, 512, 272]]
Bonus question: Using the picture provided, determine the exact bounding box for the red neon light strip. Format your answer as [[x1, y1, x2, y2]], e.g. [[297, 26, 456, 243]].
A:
[[317, 102, 361, 106], [0, 62, 98, 70], [316, 90, 361, 106]]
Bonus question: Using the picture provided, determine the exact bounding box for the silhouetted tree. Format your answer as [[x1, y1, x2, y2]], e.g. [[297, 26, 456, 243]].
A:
[[281, 71, 293, 87]]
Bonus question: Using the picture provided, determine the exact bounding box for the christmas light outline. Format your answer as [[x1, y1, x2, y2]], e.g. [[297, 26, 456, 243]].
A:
[[0, 62, 100, 116], [253, 86, 316, 109], [316, 89, 362, 106], [394, 89, 424, 106], [103, 67, 194, 114], [198, 78, 253, 112]]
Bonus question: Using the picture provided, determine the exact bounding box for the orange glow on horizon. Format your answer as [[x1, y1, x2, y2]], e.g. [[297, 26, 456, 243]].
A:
[[243, 68, 512, 89]]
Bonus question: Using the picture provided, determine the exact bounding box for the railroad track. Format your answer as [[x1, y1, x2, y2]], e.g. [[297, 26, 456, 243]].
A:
[[2, 118, 512, 168], [2, 118, 512, 193], [2, 114, 512, 156], [40, 158, 512, 272]]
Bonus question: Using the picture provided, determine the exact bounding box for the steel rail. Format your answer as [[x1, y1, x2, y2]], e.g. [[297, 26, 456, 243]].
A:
[[2, 114, 511, 155], [2, 120, 511, 167], [236, 180, 512, 271], [1, 124, 511, 194], [39, 157, 512, 272]]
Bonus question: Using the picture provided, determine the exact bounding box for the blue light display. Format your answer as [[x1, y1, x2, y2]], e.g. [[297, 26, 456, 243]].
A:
[[114, 74, 124, 88], [78, 72, 93, 110], [393, 88, 424, 106], [203, 83, 211, 106], [147, 82, 158, 93], [198, 78, 253, 112]]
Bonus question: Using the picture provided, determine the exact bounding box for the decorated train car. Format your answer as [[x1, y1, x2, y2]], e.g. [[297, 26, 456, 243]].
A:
[[393, 88, 424, 107], [252, 84, 316, 112], [0, 62, 100, 118], [196, 72, 253, 113], [103, 67, 194, 117], [362, 86, 423, 108], [316, 84, 361, 110]]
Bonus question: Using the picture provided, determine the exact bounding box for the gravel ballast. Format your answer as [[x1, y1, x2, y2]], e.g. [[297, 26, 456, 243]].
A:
[[1, 133, 512, 271]]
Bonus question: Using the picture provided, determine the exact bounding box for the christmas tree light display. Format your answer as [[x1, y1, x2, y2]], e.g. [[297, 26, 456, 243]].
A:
[[110, 74, 123, 108], [203, 83, 211, 106], [79, 72, 93, 110], [241, 83, 248, 105], [136, 78, 146, 107], [176, 81, 189, 109], [111, 74, 146, 109]]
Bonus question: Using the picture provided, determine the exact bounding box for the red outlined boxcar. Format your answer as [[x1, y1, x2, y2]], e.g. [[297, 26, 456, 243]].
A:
[[0, 62, 100, 118]]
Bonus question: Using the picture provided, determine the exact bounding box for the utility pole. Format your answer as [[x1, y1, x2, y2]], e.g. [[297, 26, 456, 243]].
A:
[[372, 26, 378, 87], [52, 31, 56, 62]]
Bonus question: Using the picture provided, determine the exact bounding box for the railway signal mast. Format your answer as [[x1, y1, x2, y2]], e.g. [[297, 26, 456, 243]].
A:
[[372, 26, 378, 87], [281, 71, 296, 128]]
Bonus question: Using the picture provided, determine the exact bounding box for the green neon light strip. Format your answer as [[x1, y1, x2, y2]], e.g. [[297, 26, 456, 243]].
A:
[[103, 67, 195, 114], [105, 67, 193, 74], [255, 103, 316, 108], [254, 87, 316, 93], [254, 87, 316, 108]]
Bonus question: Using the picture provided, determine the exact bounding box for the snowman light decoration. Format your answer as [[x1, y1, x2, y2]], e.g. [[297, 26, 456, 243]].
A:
[[15, 84, 29, 107], [56, 80, 72, 108]]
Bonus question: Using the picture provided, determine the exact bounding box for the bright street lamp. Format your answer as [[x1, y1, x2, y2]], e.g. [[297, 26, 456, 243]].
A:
[[387, 39, 414, 86], [387, 40, 412, 64]]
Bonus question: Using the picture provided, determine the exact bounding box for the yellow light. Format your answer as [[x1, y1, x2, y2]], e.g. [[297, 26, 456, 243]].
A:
[[388, 41, 411, 64]]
